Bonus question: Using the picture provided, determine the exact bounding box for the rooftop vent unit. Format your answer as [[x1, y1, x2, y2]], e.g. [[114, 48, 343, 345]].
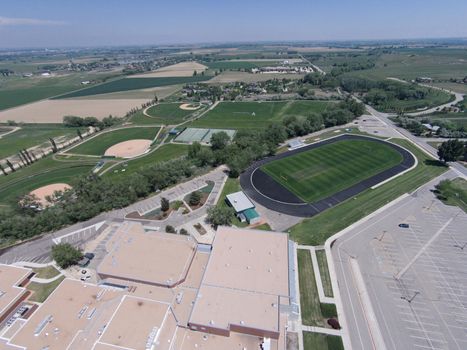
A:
[[34, 315, 52, 337]]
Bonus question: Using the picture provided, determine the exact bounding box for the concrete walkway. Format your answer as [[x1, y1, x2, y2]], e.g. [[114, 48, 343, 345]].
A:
[[302, 325, 342, 336], [30, 273, 64, 284]]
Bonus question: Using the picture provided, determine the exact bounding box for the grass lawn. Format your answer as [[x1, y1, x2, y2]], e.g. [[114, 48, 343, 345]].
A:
[[289, 139, 448, 245], [0, 157, 96, 206], [298, 249, 338, 327], [68, 127, 159, 156], [105, 143, 189, 178], [54, 76, 212, 99], [0, 124, 79, 159], [27, 276, 65, 302], [262, 139, 403, 203], [32, 266, 61, 279], [254, 223, 272, 231], [315, 249, 333, 298], [434, 178, 467, 212], [142, 103, 199, 124], [303, 332, 344, 350], [190, 100, 330, 130]]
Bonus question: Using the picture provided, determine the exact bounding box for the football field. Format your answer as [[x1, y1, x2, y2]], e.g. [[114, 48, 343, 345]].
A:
[[261, 139, 403, 203]]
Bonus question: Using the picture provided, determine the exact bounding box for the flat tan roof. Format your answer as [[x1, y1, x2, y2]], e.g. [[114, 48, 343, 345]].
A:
[[97, 222, 196, 287], [0, 264, 31, 318], [97, 295, 176, 350], [189, 227, 290, 338], [189, 284, 280, 332], [177, 328, 263, 350], [9, 279, 124, 350], [202, 226, 289, 296]]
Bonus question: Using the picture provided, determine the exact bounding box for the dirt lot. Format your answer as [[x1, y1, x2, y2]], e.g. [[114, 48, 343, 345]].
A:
[[104, 139, 152, 158], [208, 71, 306, 83], [30, 183, 71, 206], [0, 98, 150, 123], [131, 61, 208, 78]]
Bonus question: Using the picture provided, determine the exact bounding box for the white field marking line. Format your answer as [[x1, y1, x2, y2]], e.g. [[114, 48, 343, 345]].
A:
[[412, 345, 443, 350], [332, 193, 412, 349], [395, 218, 453, 279], [349, 258, 387, 350]]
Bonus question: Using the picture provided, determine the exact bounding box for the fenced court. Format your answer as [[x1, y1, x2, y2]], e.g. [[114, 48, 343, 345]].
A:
[[174, 127, 236, 143]]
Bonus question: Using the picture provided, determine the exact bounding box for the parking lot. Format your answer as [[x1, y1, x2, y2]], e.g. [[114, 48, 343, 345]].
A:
[[332, 172, 467, 350]]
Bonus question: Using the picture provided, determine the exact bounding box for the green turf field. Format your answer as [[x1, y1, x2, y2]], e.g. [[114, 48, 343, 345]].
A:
[[0, 124, 79, 159], [54, 76, 211, 99], [190, 100, 330, 129], [289, 139, 447, 245], [106, 143, 189, 178], [141, 103, 199, 124], [0, 158, 95, 206], [262, 139, 403, 203], [68, 127, 159, 156]]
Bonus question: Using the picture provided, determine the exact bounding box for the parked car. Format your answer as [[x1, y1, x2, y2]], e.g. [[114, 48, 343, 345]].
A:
[[398, 223, 410, 228]]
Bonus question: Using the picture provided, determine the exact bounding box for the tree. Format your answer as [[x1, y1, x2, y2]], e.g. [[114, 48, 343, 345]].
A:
[[210, 131, 230, 150], [49, 138, 58, 153], [51, 243, 83, 269], [438, 139, 465, 163], [207, 206, 235, 228], [0, 163, 7, 176], [180, 228, 188, 235], [77, 129, 83, 140], [165, 225, 176, 233], [189, 191, 202, 206], [161, 197, 170, 212]]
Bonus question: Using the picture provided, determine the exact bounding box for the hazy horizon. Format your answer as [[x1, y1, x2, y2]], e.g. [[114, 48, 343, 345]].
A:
[[1, 0, 467, 49]]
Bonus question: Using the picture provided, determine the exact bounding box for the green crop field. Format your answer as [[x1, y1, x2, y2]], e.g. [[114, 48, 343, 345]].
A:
[[54, 76, 212, 99], [106, 143, 189, 178], [0, 72, 119, 110], [262, 139, 403, 203], [140, 103, 200, 125], [190, 100, 330, 129], [68, 127, 159, 156], [205, 60, 279, 70], [0, 124, 80, 159], [289, 139, 448, 245], [0, 157, 96, 206]]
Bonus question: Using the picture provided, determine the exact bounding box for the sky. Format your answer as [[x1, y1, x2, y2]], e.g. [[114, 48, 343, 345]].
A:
[[1, 0, 466, 48]]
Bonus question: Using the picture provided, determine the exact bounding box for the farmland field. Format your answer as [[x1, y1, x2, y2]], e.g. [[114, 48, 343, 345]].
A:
[[142, 103, 200, 124], [106, 143, 189, 178], [205, 60, 279, 70], [261, 139, 403, 203], [0, 72, 119, 110], [54, 76, 212, 99], [0, 98, 149, 123], [190, 100, 330, 129], [68, 127, 159, 156], [0, 124, 79, 159]]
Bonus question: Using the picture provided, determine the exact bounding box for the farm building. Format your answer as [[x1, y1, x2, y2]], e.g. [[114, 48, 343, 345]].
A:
[[225, 191, 261, 224]]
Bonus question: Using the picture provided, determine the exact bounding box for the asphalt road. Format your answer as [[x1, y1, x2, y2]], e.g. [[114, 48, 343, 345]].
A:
[[331, 170, 467, 350]]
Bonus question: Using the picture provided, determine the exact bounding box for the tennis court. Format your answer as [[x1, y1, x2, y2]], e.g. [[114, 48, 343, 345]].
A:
[[174, 127, 236, 143]]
